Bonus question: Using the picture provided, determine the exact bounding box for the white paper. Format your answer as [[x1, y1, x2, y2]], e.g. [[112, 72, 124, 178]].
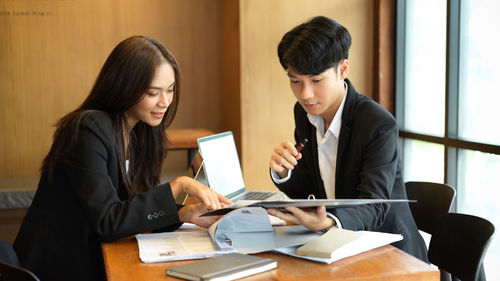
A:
[[136, 207, 320, 263], [210, 207, 319, 254], [274, 229, 403, 264], [274, 245, 335, 264], [136, 231, 235, 263]]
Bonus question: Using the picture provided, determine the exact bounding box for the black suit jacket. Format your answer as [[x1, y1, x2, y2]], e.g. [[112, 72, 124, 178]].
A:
[[274, 79, 428, 262], [14, 111, 182, 281]]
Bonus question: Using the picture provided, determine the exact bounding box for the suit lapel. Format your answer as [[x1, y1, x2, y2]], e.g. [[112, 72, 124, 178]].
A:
[[308, 122, 327, 198], [336, 79, 356, 197]]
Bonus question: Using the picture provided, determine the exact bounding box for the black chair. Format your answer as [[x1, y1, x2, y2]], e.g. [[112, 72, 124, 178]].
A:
[[428, 213, 495, 281], [405, 181, 456, 234], [0, 240, 40, 281]]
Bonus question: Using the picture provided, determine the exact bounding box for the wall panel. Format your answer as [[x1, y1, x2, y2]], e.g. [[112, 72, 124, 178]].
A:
[[239, 0, 374, 190], [0, 0, 224, 185]]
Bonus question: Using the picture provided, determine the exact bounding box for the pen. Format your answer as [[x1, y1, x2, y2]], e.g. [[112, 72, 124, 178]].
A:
[[296, 138, 308, 153]]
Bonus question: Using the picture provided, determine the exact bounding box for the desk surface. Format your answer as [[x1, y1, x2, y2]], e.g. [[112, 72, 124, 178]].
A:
[[102, 235, 438, 281], [166, 128, 215, 150]]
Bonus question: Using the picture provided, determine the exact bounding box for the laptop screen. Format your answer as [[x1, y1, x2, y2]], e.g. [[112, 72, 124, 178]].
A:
[[197, 132, 246, 198]]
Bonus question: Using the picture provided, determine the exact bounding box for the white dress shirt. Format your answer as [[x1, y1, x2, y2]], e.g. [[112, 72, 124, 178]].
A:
[[271, 82, 348, 228], [307, 82, 347, 199]]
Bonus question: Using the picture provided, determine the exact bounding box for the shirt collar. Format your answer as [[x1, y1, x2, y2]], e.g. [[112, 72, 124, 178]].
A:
[[307, 81, 348, 139]]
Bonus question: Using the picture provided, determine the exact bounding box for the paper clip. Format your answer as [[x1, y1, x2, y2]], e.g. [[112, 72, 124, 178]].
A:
[[308, 194, 316, 200]]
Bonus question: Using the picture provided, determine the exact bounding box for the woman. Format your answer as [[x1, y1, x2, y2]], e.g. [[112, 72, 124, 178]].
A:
[[14, 36, 231, 281]]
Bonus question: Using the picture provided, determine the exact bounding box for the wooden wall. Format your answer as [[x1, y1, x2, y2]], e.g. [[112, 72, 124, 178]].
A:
[[239, 0, 375, 190], [1, 0, 374, 193], [0, 0, 228, 187]]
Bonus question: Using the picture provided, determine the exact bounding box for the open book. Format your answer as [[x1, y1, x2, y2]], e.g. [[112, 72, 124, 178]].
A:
[[201, 198, 413, 216], [136, 207, 320, 263]]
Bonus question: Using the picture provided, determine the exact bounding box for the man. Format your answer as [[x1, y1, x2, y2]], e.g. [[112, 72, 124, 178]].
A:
[[268, 16, 427, 262]]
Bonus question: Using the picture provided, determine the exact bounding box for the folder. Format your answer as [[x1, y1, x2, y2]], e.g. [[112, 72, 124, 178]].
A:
[[165, 253, 277, 281], [201, 198, 413, 216]]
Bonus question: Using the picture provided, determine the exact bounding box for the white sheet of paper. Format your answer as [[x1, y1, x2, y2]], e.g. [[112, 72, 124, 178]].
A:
[[136, 231, 235, 263], [274, 229, 403, 264]]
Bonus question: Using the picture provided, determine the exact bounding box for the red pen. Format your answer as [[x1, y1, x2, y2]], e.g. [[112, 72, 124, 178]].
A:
[[296, 138, 308, 153]]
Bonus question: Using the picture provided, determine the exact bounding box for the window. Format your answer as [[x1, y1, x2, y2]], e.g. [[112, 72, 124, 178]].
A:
[[396, 0, 500, 279]]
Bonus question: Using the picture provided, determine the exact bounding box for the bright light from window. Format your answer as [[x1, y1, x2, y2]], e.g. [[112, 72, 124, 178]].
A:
[[402, 139, 444, 183], [457, 149, 500, 279], [459, 0, 500, 145], [404, 0, 446, 136]]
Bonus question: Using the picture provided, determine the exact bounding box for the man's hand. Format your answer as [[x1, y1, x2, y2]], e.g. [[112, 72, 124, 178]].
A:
[[269, 141, 302, 179], [267, 205, 335, 232]]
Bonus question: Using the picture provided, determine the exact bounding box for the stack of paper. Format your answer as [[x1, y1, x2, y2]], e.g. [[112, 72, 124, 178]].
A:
[[274, 227, 403, 264], [136, 207, 319, 263], [137, 206, 402, 264]]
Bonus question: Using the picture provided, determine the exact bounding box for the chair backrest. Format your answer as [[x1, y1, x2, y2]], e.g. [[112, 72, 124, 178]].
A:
[[0, 240, 40, 281], [428, 213, 495, 281], [405, 181, 456, 234], [0, 261, 40, 281]]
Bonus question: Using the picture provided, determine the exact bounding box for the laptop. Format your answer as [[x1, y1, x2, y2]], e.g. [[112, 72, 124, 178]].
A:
[[197, 131, 287, 202]]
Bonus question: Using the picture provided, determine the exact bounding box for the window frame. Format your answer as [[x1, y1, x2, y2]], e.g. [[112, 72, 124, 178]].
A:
[[395, 0, 500, 198]]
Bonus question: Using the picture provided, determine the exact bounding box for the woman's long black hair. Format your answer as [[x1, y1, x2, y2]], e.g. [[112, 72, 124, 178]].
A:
[[42, 36, 180, 197]]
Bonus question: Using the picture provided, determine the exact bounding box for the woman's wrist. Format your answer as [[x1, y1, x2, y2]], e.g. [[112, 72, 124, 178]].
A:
[[177, 204, 191, 223], [170, 176, 187, 198]]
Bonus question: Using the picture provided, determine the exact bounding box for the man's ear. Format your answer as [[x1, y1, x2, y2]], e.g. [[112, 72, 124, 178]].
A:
[[339, 59, 349, 79]]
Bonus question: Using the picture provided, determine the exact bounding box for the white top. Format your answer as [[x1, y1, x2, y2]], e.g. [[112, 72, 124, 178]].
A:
[[271, 82, 348, 228], [306, 82, 347, 199], [272, 82, 348, 198]]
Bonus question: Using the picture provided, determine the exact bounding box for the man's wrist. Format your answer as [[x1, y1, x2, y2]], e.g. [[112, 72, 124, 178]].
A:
[[271, 169, 292, 183], [319, 217, 336, 233]]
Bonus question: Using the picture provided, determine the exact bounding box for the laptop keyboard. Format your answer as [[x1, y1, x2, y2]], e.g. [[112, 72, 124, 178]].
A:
[[243, 191, 274, 200]]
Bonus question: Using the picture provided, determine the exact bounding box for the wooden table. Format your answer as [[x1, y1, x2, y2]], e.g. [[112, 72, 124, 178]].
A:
[[165, 128, 215, 165], [102, 235, 438, 281]]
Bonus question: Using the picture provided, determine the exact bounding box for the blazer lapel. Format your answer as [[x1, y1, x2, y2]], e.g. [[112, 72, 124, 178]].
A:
[[308, 122, 327, 198], [336, 79, 356, 197]]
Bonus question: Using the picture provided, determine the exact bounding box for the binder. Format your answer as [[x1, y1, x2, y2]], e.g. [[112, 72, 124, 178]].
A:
[[201, 198, 413, 216]]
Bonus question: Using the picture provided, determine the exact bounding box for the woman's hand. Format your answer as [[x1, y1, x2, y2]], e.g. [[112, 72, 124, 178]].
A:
[[267, 205, 335, 232], [170, 176, 232, 210], [178, 203, 223, 228], [269, 141, 302, 179]]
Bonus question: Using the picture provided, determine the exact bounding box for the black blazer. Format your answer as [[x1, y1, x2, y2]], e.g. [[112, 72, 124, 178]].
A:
[[274, 79, 428, 262], [14, 111, 182, 281]]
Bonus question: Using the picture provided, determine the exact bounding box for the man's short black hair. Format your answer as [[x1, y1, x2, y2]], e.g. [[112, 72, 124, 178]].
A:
[[278, 16, 352, 75]]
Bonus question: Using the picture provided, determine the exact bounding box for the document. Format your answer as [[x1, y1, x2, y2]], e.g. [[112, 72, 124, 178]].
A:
[[207, 207, 319, 254], [165, 253, 277, 281], [136, 231, 235, 263], [201, 198, 413, 216], [274, 227, 403, 264], [136, 207, 320, 263]]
